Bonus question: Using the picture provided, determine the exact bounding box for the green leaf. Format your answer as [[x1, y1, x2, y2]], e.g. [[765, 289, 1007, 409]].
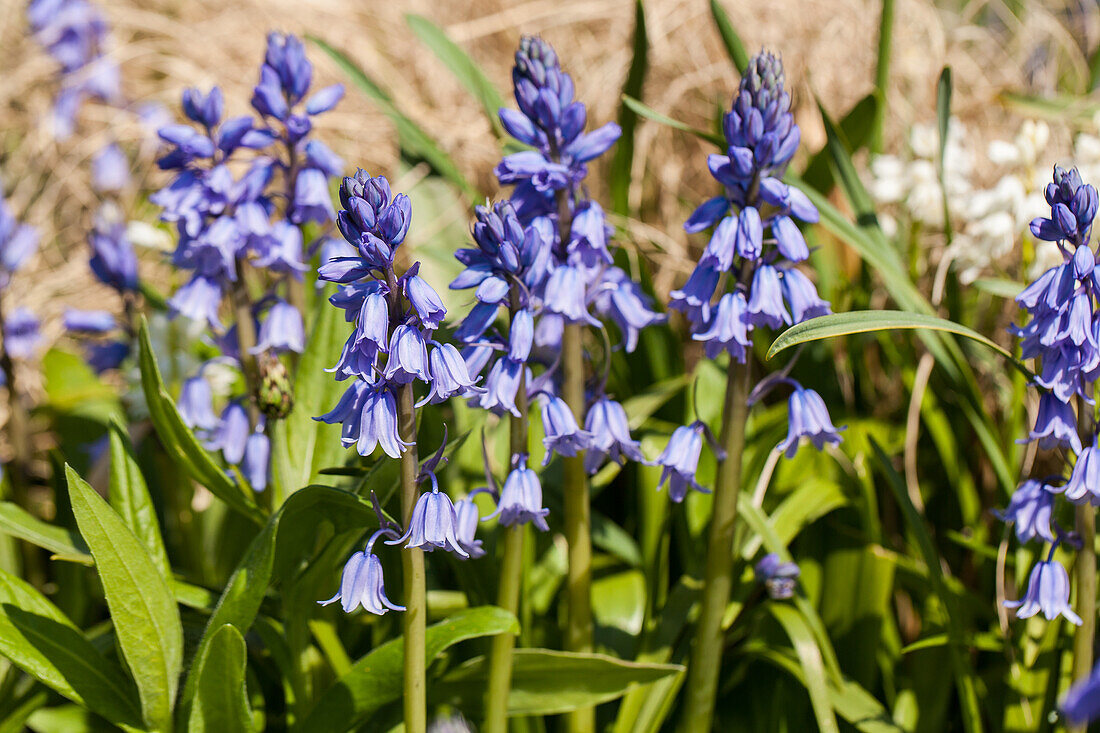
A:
[[272, 285, 348, 497], [439, 649, 684, 717], [998, 91, 1100, 123], [871, 0, 894, 152], [41, 348, 122, 424], [769, 605, 840, 733], [609, 0, 648, 215], [108, 423, 170, 580], [766, 311, 1027, 375], [67, 465, 183, 731], [294, 607, 518, 732], [404, 15, 506, 138], [308, 36, 478, 199], [190, 625, 251, 733], [137, 316, 264, 525], [817, 99, 888, 246], [971, 277, 1023, 299], [708, 0, 749, 72], [936, 67, 952, 169], [0, 568, 142, 730], [620, 95, 725, 147], [0, 502, 90, 565]]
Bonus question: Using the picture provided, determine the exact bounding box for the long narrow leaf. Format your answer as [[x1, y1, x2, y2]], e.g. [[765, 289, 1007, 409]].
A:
[[708, 0, 749, 72], [770, 604, 840, 733], [609, 0, 648, 215], [620, 95, 725, 147]]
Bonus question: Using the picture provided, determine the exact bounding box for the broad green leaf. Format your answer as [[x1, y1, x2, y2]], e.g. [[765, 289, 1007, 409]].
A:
[[404, 15, 506, 138], [190, 625, 251, 733], [272, 285, 348, 498], [67, 465, 183, 731], [592, 568, 646, 636], [294, 607, 518, 732], [620, 95, 725, 147], [610, 0, 648, 215], [438, 649, 684, 716], [770, 604, 840, 733], [108, 423, 170, 580], [0, 568, 142, 730], [41, 348, 122, 425], [0, 502, 90, 565], [180, 485, 378, 728], [137, 317, 264, 525], [308, 36, 478, 198], [766, 311, 1026, 374], [708, 0, 749, 72]]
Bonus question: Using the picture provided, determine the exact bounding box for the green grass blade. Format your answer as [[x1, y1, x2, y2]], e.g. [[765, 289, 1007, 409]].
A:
[[770, 604, 841, 733], [871, 0, 895, 152], [621, 95, 725, 147], [708, 0, 749, 72], [610, 0, 648, 216]]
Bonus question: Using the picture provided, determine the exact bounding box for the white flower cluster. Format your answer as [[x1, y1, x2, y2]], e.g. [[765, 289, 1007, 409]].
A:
[[868, 119, 1054, 284]]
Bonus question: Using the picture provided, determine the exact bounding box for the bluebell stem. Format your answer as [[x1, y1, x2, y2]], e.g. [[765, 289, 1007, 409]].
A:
[[680, 51, 840, 733], [1005, 165, 1100, 702], [27, 0, 120, 139], [318, 169, 476, 731], [754, 553, 800, 600]]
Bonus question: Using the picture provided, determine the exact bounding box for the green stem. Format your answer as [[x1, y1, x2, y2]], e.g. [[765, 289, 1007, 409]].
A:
[[229, 266, 262, 424], [681, 357, 750, 733], [1071, 504, 1096, 733], [871, 0, 895, 154], [397, 383, 426, 733], [562, 321, 594, 733], [485, 299, 530, 732]]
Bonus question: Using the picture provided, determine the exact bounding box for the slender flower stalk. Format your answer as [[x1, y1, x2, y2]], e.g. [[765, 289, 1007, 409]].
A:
[[669, 52, 839, 730], [397, 382, 426, 733]]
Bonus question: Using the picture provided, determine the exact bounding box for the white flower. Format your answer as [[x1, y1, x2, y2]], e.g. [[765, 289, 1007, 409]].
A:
[[869, 155, 907, 204]]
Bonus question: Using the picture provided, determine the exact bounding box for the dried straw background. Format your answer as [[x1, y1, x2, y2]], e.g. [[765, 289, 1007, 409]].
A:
[[0, 0, 1095, 341]]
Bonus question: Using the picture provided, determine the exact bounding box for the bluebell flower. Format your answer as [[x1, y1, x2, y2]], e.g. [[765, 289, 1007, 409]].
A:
[[387, 482, 469, 557], [1025, 393, 1082, 454], [91, 143, 129, 194], [402, 267, 447, 329], [693, 291, 752, 361], [997, 479, 1056, 543], [84, 340, 129, 373], [0, 193, 38, 287], [746, 264, 791, 329], [418, 342, 484, 405], [62, 309, 115, 334], [777, 386, 844, 458], [291, 168, 336, 224], [541, 395, 593, 463], [593, 268, 666, 353], [1062, 441, 1100, 505], [383, 324, 430, 384], [476, 357, 524, 417], [320, 530, 405, 614], [4, 308, 42, 359], [583, 397, 644, 473], [206, 401, 250, 465], [178, 372, 218, 431], [252, 222, 309, 276], [755, 553, 800, 599], [1005, 559, 1082, 625], [169, 275, 223, 328], [253, 300, 305, 354], [453, 497, 486, 559], [509, 309, 534, 362], [488, 464, 549, 531], [317, 382, 409, 458], [544, 265, 598, 325], [782, 268, 831, 324], [656, 423, 706, 503], [669, 263, 720, 327], [242, 429, 270, 492], [1062, 661, 1100, 727]]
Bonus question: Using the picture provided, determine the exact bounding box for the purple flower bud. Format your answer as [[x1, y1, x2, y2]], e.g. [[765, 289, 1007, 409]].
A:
[[1005, 559, 1081, 624], [755, 553, 800, 599], [91, 143, 129, 194], [997, 479, 1055, 543], [488, 464, 550, 531], [253, 300, 304, 354], [455, 302, 500, 344], [4, 308, 41, 359], [63, 309, 115, 334], [178, 373, 218, 431], [541, 396, 592, 464], [206, 402, 250, 465], [701, 215, 737, 271], [242, 430, 270, 492], [387, 485, 469, 557], [583, 398, 645, 473], [777, 386, 843, 458], [453, 498, 485, 558], [384, 325, 430, 384], [305, 84, 344, 115], [656, 424, 705, 503], [685, 196, 730, 234]]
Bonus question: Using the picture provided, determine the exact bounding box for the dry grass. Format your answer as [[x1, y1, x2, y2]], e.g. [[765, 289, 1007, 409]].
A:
[[0, 0, 1095, 323]]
